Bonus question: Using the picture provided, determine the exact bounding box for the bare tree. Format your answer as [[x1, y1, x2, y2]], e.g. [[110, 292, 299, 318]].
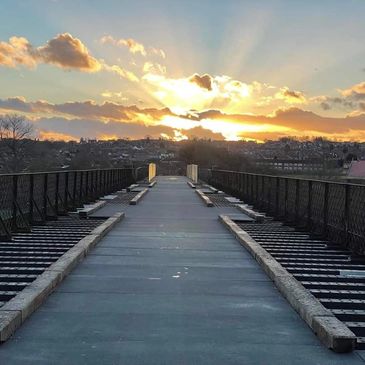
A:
[[0, 114, 35, 172]]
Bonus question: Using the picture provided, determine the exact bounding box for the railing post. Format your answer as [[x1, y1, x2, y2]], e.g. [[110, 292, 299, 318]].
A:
[[79, 171, 84, 204], [284, 178, 288, 220], [12, 174, 18, 231], [55, 173, 59, 214], [43, 173, 48, 219], [85, 171, 89, 201], [29, 174, 34, 223], [323, 182, 329, 237], [275, 176, 280, 217], [295, 179, 300, 224], [64, 172, 69, 210], [307, 180, 312, 229], [344, 184, 350, 243], [72, 171, 77, 207]]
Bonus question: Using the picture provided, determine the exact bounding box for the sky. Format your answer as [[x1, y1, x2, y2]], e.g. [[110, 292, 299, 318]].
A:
[[1, 0, 365, 142]]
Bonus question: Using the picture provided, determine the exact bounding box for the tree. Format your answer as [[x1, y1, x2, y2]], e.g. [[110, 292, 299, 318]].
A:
[[0, 114, 34, 172]]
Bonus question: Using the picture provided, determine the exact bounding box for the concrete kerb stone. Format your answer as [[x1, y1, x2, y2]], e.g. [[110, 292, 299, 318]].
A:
[[196, 189, 213, 207], [187, 181, 196, 189], [127, 184, 139, 192], [313, 316, 356, 353], [0, 311, 22, 342], [236, 204, 265, 222], [129, 188, 148, 205], [219, 214, 357, 353], [78, 200, 107, 218], [0, 211, 124, 343], [148, 180, 157, 188]]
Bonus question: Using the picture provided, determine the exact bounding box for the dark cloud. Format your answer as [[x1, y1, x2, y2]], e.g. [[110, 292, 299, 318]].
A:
[[189, 73, 213, 91], [3, 97, 365, 140], [196, 107, 365, 134], [0, 33, 101, 71], [34, 117, 175, 140], [33, 33, 101, 71], [282, 89, 304, 100], [320, 102, 331, 110], [0, 97, 174, 122]]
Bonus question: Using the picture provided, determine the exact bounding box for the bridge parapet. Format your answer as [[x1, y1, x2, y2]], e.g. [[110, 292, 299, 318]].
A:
[[0, 167, 144, 241], [205, 169, 365, 255]]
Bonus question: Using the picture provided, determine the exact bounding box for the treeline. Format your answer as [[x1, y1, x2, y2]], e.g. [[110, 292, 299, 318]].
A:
[[178, 140, 259, 172]]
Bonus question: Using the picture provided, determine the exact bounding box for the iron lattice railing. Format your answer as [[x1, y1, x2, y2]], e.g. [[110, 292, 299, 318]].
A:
[[0, 168, 140, 240], [204, 168, 365, 255]]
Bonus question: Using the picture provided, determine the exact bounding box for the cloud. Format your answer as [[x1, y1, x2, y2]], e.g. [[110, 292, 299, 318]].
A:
[[0, 33, 101, 72], [100, 35, 166, 59], [143, 73, 254, 112], [275, 87, 306, 104], [340, 81, 365, 100], [34, 117, 175, 140], [143, 62, 166, 75], [0, 97, 173, 122], [100, 35, 146, 56], [100, 90, 128, 100], [189, 74, 213, 91], [150, 47, 166, 59], [314, 82, 365, 112], [0, 36, 36, 68], [33, 33, 101, 71], [0, 33, 141, 82], [4, 96, 365, 141], [102, 63, 139, 82]]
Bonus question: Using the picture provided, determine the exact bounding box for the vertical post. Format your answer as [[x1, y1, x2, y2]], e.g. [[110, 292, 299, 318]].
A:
[[72, 171, 77, 207], [275, 176, 280, 217], [11, 174, 18, 231], [29, 174, 34, 223], [307, 180, 312, 229], [55, 173, 59, 214], [249, 175, 252, 204], [85, 171, 89, 201], [284, 178, 288, 220], [295, 179, 300, 224], [261, 176, 265, 208], [79, 171, 84, 204], [323, 182, 329, 237], [268, 176, 272, 212], [64, 172, 69, 210], [43, 173, 48, 219], [344, 184, 350, 243], [255, 175, 259, 206]]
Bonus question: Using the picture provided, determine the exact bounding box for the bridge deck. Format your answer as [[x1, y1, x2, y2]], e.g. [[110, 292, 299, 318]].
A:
[[0, 176, 364, 364]]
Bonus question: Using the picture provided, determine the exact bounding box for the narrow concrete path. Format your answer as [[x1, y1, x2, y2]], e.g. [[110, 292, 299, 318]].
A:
[[0, 176, 364, 364]]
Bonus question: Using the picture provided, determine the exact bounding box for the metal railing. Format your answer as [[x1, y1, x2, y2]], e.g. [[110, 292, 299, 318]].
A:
[[205, 169, 365, 254], [0, 168, 139, 240]]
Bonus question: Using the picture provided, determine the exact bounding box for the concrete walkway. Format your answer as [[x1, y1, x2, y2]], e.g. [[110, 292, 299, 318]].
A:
[[0, 176, 364, 364]]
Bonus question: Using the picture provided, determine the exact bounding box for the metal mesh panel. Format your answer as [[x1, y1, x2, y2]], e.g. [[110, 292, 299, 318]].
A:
[[286, 179, 296, 220], [46, 173, 57, 218], [297, 180, 309, 225], [0, 175, 13, 237], [311, 181, 325, 234], [32, 174, 45, 222], [348, 185, 365, 254], [15, 174, 31, 229], [327, 184, 345, 242]]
